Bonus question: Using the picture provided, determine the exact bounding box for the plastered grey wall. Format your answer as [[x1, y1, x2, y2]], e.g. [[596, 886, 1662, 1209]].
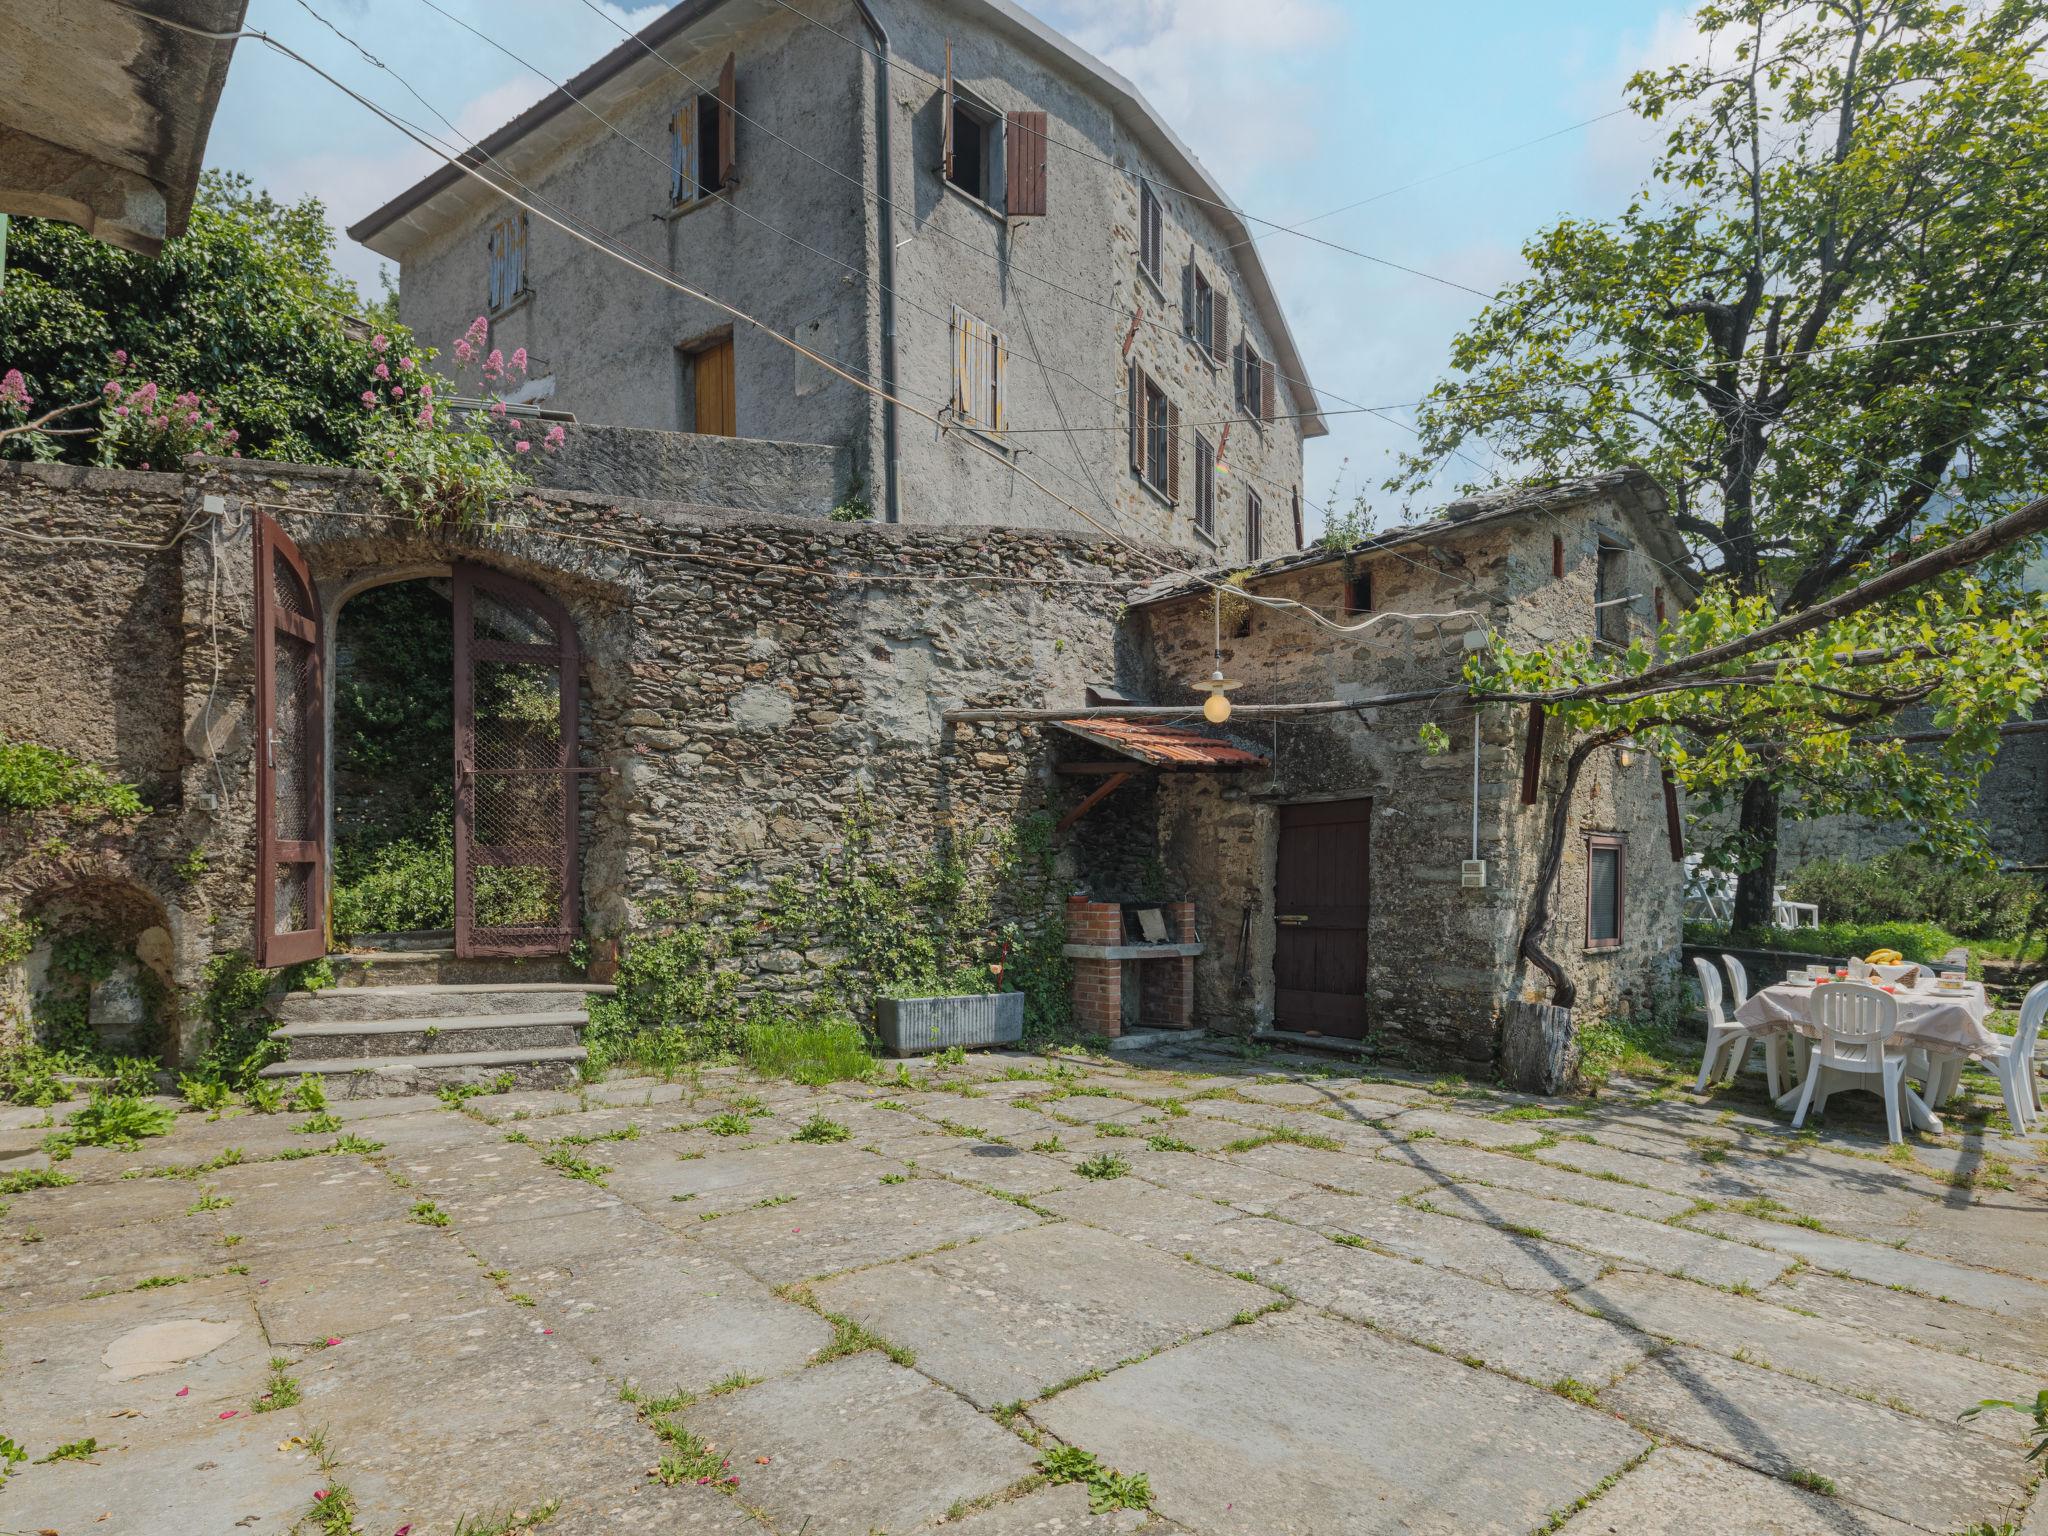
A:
[[1138, 490, 1685, 1068], [385, 0, 1311, 558]]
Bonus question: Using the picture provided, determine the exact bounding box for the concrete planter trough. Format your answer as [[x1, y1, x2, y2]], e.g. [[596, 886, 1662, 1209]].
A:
[[874, 992, 1024, 1057]]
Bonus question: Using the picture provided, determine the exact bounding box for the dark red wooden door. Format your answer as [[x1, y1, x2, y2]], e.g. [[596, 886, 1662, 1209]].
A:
[[254, 514, 326, 966], [1272, 799, 1371, 1039], [453, 565, 580, 957]]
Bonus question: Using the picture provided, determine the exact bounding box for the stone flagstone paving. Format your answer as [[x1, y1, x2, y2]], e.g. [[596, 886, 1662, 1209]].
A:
[[1, 1036, 2044, 1535]]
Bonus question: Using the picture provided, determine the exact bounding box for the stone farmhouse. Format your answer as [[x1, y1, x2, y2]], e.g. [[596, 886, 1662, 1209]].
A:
[[346, 0, 1323, 558]]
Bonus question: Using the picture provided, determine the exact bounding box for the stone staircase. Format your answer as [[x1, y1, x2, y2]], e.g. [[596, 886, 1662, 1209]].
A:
[[260, 935, 609, 1096]]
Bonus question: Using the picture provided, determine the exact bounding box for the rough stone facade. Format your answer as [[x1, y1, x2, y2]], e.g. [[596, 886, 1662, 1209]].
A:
[[0, 457, 1152, 1064], [1125, 473, 1692, 1070], [351, 0, 1317, 556]]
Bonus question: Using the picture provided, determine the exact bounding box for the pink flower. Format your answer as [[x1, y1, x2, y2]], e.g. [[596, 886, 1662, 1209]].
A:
[[186, 410, 201, 426], [176, 391, 198, 408], [226, 429, 240, 443], [416, 406, 434, 427], [361, 391, 377, 407], [104, 380, 122, 399], [467, 315, 489, 339], [219, 1410, 238, 1420], [115, 405, 129, 417], [0, 369, 31, 409], [510, 347, 527, 372], [454, 339, 473, 364], [484, 347, 505, 376], [490, 401, 507, 417], [151, 415, 169, 431], [420, 384, 434, 400], [373, 362, 390, 380], [372, 334, 389, 352], [112, 348, 129, 366], [175, 1386, 190, 1398], [392, 386, 404, 399], [514, 440, 530, 454], [398, 355, 415, 372], [543, 424, 566, 452], [324, 1337, 342, 1347], [136, 380, 158, 404], [313, 1490, 327, 1501]]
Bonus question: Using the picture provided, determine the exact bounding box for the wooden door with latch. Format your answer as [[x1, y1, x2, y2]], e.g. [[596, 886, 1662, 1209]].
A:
[[254, 514, 327, 967], [1272, 799, 1371, 1039]]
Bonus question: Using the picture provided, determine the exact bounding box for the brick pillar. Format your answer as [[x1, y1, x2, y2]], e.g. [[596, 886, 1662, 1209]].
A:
[[1165, 901, 1197, 944], [1067, 896, 1123, 1038]]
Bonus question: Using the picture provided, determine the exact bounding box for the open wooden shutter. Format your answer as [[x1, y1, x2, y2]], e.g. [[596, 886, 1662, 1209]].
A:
[[1005, 111, 1046, 217], [1127, 366, 1141, 473], [1165, 399, 1181, 503], [1231, 340, 1244, 411], [1210, 289, 1228, 365], [454, 565, 581, 957], [1181, 259, 1195, 334], [717, 54, 738, 187], [1261, 358, 1276, 424], [669, 103, 692, 203], [992, 332, 1008, 433], [941, 41, 954, 181], [254, 514, 326, 967]]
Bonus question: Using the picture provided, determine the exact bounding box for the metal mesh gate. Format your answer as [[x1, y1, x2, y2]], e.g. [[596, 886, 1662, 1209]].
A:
[[453, 566, 579, 956], [255, 517, 326, 965]]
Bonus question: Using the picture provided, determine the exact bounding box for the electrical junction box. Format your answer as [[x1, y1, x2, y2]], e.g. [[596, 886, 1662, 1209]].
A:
[[1460, 859, 1488, 889]]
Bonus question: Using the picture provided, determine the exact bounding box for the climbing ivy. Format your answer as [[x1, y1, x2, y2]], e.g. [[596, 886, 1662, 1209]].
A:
[[0, 739, 145, 820]]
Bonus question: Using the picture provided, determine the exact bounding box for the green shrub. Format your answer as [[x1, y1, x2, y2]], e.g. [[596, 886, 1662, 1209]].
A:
[[60, 1091, 176, 1150], [331, 827, 455, 936], [740, 1003, 876, 1086], [1784, 851, 2042, 941], [584, 911, 742, 1066], [0, 739, 145, 820], [1687, 918, 1979, 974], [195, 951, 281, 1087]]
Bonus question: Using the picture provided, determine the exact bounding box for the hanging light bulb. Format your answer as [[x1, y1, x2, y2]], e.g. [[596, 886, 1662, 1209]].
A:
[[1193, 588, 1236, 723]]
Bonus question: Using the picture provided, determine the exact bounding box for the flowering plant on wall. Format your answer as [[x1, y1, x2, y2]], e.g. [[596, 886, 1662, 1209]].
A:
[[95, 353, 240, 470], [357, 317, 565, 526]]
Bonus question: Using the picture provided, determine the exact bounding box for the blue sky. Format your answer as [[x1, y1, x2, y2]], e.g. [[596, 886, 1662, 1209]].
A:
[[209, 0, 1697, 531]]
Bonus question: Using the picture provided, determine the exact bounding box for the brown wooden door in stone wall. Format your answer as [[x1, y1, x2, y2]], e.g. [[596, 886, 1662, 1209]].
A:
[[254, 514, 327, 967], [1272, 799, 1370, 1039], [453, 565, 580, 958]]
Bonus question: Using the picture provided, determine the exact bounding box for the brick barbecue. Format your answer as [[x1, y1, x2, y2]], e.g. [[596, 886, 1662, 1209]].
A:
[[1065, 895, 1201, 1038]]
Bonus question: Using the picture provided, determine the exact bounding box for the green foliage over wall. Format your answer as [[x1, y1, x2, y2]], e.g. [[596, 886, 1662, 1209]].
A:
[[1783, 851, 2042, 943]]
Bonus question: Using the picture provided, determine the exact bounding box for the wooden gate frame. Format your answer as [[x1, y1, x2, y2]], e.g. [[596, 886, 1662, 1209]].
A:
[[451, 563, 582, 958], [254, 514, 326, 967]]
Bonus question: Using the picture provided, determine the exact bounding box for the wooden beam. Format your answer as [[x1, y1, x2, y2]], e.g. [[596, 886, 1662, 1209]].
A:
[[1055, 761, 1150, 775], [1519, 703, 1546, 805], [1056, 771, 1132, 835], [1662, 771, 1684, 862]]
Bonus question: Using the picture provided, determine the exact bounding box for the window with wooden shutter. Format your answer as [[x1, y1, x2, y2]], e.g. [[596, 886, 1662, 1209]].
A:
[[951, 306, 1006, 436], [669, 56, 737, 209], [1128, 366, 1174, 497], [1005, 110, 1046, 216], [1210, 288, 1228, 367], [486, 212, 527, 315], [1127, 366, 1141, 473], [1291, 486, 1303, 549], [669, 103, 692, 204], [717, 53, 738, 188], [1165, 400, 1180, 503], [1138, 180, 1162, 281], [1194, 432, 1215, 538], [1261, 355, 1276, 423], [941, 40, 954, 183], [1246, 487, 1263, 561]]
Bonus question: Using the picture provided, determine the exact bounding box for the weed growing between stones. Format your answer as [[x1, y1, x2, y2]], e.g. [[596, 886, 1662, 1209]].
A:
[[1146, 1133, 1195, 1152], [1, 1167, 74, 1195], [792, 1113, 850, 1143], [255, 1356, 302, 1412], [1220, 1125, 1340, 1154], [1038, 1445, 1153, 1513], [777, 1284, 917, 1367], [187, 1190, 232, 1214], [1075, 1152, 1129, 1180], [701, 1111, 754, 1137], [410, 1200, 451, 1227], [450, 1500, 562, 1536], [1550, 1377, 1600, 1407], [44, 1092, 176, 1157], [538, 1147, 609, 1186], [1786, 1468, 1838, 1497], [297, 1113, 344, 1135], [35, 1437, 99, 1464]]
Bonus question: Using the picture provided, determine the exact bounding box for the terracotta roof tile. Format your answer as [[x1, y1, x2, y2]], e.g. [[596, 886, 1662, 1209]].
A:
[[1053, 718, 1268, 768]]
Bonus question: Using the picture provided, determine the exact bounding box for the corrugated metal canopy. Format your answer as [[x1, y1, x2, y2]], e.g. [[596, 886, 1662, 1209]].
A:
[[1054, 718, 1267, 769]]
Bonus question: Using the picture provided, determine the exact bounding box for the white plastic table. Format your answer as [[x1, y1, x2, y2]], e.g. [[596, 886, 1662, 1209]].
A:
[[1732, 976, 1996, 1133]]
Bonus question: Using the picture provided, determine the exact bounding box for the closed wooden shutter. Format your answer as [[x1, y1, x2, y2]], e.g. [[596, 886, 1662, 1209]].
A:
[[717, 54, 738, 186], [1261, 355, 1276, 423], [1005, 111, 1047, 217], [1231, 340, 1244, 411], [1127, 366, 1141, 472], [1247, 488, 1263, 560], [1211, 289, 1228, 365], [670, 103, 693, 203], [952, 308, 1004, 433], [1181, 259, 1195, 334], [941, 41, 954, 181], [1292, 486, 1303, 548], [1165, 400, 1181, 503]]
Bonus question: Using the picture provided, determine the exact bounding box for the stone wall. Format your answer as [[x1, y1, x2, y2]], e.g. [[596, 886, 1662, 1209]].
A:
[[1134, 486, 1687, 1070], [0, 457, 1158, 1062]]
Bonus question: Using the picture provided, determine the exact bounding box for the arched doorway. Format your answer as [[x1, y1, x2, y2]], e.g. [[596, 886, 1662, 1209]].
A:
[[253, 515, 584, 964]]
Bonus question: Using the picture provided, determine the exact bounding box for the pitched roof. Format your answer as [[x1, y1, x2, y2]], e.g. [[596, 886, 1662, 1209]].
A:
[[1126, 467, 1696, 610], [343, 0, 1322, 434], [1054, 718, 1269, 769]]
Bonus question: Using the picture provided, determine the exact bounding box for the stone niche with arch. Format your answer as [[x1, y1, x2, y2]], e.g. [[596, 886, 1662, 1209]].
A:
[[6, 868, 179, 1066]]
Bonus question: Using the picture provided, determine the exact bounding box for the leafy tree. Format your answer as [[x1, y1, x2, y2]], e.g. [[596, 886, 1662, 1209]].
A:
[[0, 170, 409, 465], [1397, 0, 2048, 928]]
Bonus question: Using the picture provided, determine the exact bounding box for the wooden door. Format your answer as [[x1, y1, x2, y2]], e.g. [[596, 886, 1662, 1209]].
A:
[[695, 338, 735, 436], [254, 514, 326, 966], [452, 565, 580, 957], [1272, 799, 1371, 1039]]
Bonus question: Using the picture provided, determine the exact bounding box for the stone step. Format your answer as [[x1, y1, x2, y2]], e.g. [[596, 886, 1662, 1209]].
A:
[[269, 1010, 587, 1060], [343, 928, 456, 953], [257, 1044, 586, 1096], [276, 981, 610, 1024], [326, 948, 586, 988]]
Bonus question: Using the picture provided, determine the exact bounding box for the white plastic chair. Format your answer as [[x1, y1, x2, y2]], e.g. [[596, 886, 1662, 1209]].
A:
[[1793, 981, 1906, 1144], [1721, 953, 1750, 1011], [1975, 979, 2046, 1135], [1693, 956, 1783, 1098]]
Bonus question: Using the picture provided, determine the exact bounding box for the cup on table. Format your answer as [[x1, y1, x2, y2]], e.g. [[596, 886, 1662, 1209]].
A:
[[1804, 965, 1829, 982]]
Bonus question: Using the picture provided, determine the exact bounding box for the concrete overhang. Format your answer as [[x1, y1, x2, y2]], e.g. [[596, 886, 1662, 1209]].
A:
[[0, 0, 250, 256]]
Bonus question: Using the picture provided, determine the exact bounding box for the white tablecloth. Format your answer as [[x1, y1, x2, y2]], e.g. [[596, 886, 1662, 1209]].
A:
[[1733, 978, 1996, 1058]]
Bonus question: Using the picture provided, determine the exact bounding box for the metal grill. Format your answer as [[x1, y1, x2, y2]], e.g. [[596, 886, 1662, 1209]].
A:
[[272, 550, 311, 619], [274, 864, 308, 933], [272, 629, 313, 844]]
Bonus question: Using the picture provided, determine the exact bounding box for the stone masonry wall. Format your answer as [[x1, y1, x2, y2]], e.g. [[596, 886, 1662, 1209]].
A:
[[1139, 489, 1686, 1070], [0, 457, 1158, 1062]]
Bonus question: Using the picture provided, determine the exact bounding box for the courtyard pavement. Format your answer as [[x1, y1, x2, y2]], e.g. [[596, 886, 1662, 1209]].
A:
[[2, 1038, 2045, 1535]]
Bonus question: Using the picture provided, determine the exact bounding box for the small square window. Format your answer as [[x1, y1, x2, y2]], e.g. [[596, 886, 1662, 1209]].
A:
[[1595, 541, 1630, 645], [1586, 833, 1625, 949], [1346, 569, 1372, 615]]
